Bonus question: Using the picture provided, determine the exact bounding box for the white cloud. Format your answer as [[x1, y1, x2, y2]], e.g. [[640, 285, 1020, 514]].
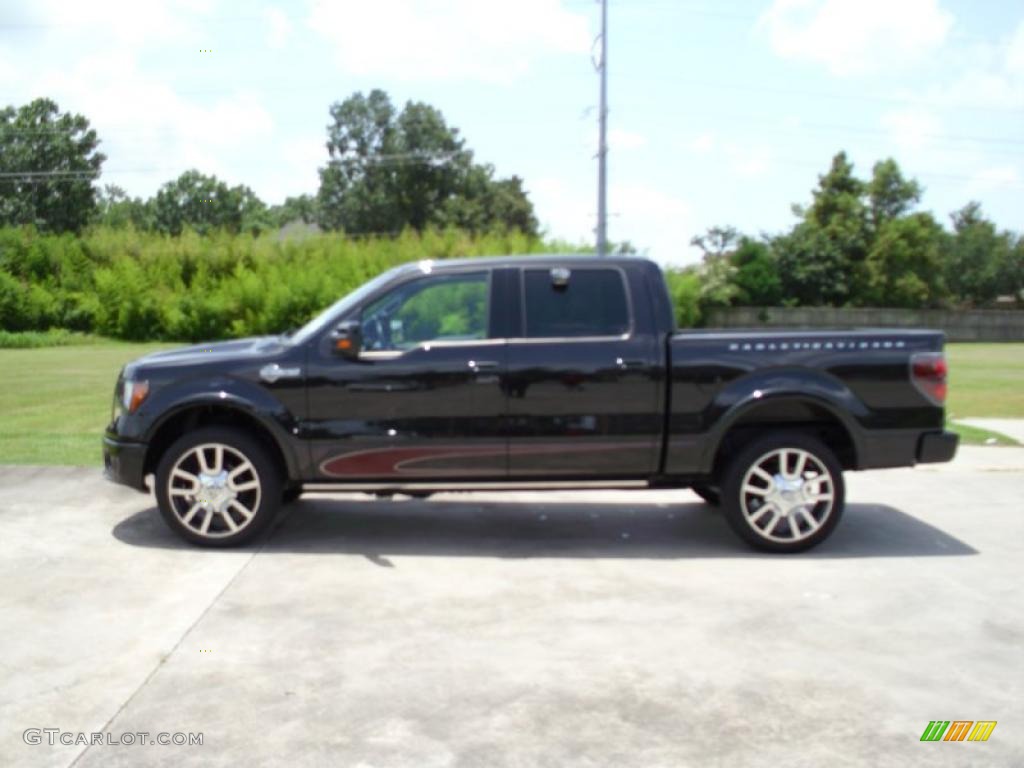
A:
[[724, 144, 773, 178], [688, 133, 715, 155], [608, 128, 646, 151], [307, 0, 590, 83], [609, 182, 698, 267], [880, 108, 943, 154], [264, 7, 292, 50], [28, 0, 215, 48], [251, 136, 327, 202], [966, 166, 1022, 196], [684, 134, 773, 179], [930, 21, 1024, 110], [759, 0, 954, 76], [2, 0, 290, 199], [27, 50, 274, 195], [529, 177, 699, 265], [1008, 21, 1024, 77], [530, 176, 594, 246]]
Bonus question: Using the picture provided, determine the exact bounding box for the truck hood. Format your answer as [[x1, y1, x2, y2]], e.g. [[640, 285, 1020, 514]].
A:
[[124, 336, 288, 376]]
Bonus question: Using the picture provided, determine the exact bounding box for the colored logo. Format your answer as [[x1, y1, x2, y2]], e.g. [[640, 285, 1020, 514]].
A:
[[921, 721, 997, 742]]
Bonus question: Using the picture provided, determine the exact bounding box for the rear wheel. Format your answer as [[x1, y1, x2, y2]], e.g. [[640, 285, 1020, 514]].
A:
[[720, 432, 844, 553], [155, 427, 282, 547]]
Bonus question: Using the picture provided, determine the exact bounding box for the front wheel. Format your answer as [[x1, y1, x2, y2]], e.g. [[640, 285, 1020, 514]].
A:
[[155, 427, 282, 547], [720, 433, 844, 553]]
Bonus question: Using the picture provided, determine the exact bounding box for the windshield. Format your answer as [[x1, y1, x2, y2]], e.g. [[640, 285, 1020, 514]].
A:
[[286, 266, 407, 345]]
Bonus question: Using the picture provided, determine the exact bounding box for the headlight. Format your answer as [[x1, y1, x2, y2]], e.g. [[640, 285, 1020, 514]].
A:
[[121, 380, 150, 414]]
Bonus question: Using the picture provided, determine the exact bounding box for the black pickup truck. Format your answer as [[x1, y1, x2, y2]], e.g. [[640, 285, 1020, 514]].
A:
[[103, 255, 957, 552]]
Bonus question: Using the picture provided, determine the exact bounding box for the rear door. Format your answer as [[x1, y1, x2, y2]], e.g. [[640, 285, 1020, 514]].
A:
[[504, 264, 663, 477]]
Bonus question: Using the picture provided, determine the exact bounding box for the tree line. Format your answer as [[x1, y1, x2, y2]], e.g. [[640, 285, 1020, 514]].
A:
[[664, 152, 1023, 326], [2, 93, 1022, 340], [0, 227, 558, 342], [0, 91, 539, 238]]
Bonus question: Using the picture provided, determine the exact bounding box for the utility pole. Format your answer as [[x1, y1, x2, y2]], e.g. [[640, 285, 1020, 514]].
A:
[[596, 0, 608, 257]]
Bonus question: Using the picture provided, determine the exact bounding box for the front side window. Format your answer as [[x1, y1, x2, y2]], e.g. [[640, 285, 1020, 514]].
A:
[[361, 272, 489, 351], [523, 268, 630, 338]]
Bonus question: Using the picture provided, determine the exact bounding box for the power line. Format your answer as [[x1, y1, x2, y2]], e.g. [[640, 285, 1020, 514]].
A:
[[0, 170, 100, 178], [614, 75, 1024, 115]]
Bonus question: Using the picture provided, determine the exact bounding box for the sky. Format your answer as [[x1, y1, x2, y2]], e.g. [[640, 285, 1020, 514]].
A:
[[1, 0, 1022, 266]]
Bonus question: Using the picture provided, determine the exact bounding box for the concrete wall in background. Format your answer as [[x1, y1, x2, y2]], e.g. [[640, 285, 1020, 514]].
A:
[[704, 307, 1024, 342]]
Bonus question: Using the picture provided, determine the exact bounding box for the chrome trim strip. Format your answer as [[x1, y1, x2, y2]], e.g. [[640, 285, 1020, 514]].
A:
[[358, 338, 507, 361], [300, 479, 651, 493]]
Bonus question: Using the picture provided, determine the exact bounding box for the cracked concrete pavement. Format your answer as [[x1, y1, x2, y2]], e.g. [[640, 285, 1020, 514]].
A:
[[1, 446, 1022, 767]]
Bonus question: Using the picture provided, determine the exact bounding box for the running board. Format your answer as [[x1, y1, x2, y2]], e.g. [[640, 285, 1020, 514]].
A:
[[299, 479, 652, 494]]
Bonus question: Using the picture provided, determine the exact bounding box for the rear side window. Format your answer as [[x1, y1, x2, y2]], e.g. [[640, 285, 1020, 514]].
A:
[[523, 268, 630, 338]]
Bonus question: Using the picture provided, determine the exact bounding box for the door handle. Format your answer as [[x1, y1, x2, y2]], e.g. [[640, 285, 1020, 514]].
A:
[[468, 360, 499, 371], [616, 358, 646, 370]]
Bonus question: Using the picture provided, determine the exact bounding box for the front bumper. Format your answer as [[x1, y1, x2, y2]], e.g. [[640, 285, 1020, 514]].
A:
[[917, 430, 959, 464], [102, 434, 149, 492]]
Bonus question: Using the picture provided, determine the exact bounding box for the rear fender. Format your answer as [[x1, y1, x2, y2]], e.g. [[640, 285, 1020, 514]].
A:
[[698, 369, 868, 474]]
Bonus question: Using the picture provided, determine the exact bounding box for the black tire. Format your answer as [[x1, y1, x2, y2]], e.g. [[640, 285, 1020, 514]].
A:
[[282, 486, 302, 505], [720, 432, 845, 553], [155, 427, 282, 547], [691, 484, 721, 507]]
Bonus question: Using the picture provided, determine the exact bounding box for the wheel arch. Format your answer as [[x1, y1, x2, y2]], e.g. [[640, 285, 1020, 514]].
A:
[[143, 400, 296, 482], [705, 393, 861, 481]]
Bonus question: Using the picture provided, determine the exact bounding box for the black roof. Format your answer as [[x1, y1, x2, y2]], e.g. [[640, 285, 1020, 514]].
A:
[[393, 253, 661, 273]]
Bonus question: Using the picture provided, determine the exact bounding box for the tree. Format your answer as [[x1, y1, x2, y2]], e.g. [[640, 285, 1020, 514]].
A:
[[237, 185, 272, 236], [94, 184, 154, 230], [1002, 236, 1024, 304], [0, 98, 106, 233], [697, 253, 740, 309], [865, 213, 948, 308], [269, 194, 319, 228], [152, 171, 271, 236], [663, 268, 702, 327], [730, 237, 782, 306], [773, 222, 851, 306], [443, 169, 538, 235], [943, 202, 1016, 306], [868, 158, 922, 230], [317, 90, 538, 237], [690, 225, 739, 260]]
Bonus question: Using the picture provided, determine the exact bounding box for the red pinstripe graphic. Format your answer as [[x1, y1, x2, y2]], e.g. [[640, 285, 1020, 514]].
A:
[[319, 441, 633, 477]]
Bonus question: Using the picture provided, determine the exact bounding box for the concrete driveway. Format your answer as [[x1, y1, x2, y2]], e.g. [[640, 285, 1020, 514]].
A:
[[1, 447, 1022, 768]]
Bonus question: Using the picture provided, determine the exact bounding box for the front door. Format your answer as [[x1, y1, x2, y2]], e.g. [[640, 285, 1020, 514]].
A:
[[305, 269, 508, 481]]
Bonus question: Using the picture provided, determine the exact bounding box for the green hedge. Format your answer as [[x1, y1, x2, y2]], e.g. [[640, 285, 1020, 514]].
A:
[[0, 226, 560, 341]]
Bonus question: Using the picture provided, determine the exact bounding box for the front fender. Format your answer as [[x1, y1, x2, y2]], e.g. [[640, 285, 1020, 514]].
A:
[[697, 368, 869, 473], [138, 376, 302, 478]]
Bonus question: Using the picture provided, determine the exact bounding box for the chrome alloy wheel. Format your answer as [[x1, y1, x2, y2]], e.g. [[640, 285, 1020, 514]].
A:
[[739, 447, 835, 543], [166, 443, 262, 538]]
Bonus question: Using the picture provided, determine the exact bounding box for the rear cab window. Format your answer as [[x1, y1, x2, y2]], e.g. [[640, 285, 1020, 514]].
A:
[[522, 268, 630, 338]]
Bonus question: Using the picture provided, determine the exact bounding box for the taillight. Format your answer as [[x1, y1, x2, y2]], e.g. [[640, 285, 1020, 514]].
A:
[[911, 352, 947, 405]]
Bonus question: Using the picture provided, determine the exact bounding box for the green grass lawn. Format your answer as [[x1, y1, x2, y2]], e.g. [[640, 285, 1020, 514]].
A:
[[0, 340, 1020, 465], [948, 422, 1019, 447], [0, 341, 173, 465], [946, 343, 1024, 419]]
